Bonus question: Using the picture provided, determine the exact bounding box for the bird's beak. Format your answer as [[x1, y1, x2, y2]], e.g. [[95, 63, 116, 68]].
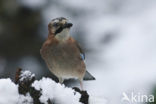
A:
[[63, 23, 73, 28]]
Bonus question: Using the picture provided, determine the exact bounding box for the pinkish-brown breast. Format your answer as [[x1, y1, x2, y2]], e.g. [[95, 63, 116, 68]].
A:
[[40, 36, 86, 79]]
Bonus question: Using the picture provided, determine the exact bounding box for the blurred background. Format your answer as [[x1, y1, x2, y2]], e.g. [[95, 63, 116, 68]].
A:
[[0, 0, 156, 104]]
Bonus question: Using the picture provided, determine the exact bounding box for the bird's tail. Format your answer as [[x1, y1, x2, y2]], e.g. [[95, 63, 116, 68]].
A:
[[83, 70, 95, 80]]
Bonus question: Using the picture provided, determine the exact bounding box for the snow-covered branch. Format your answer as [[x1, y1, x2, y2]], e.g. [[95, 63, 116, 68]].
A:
[[0, 68, 89, 104]]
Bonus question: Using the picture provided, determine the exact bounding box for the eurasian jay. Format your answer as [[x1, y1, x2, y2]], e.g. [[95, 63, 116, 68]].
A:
[[40, 17, 95, 90]]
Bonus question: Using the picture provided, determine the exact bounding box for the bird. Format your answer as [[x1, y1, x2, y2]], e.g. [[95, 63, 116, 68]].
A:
[[40, 17, 95, 90]]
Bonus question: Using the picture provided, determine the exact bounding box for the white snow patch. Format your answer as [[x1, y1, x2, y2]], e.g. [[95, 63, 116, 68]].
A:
[[89, 95, 108, 104], [0, 78, 35, 104], [0, 77, 85, 104], [20, 70, 35, 81], [0, 78, 19, 104], [32, 77, 82, 104], [18, 93, 33, 104]]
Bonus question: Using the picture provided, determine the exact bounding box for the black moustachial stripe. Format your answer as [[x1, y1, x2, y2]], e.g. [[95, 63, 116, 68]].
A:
[[54, 23, 73, 35], [55, 26, 63, 35]]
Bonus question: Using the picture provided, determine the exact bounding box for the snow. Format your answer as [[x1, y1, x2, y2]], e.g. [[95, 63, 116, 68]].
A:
[[89, 96, 108, 104], [20, 70, 35, 81], [32, 77, 82, 104], [0, 78, 33, 104], [0, 78, 19, 104], [0, 77, 91, 104], [18, 93, 33, 104]]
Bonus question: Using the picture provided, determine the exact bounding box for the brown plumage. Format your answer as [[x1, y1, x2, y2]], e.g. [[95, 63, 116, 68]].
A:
[[40, 17, 86, 89]]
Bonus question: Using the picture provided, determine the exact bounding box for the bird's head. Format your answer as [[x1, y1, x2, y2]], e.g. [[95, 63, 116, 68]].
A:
[[48, 17, 73, 40]]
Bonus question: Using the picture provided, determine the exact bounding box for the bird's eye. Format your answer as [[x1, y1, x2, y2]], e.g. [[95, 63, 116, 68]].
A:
[[53, 23, 59, 27]]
